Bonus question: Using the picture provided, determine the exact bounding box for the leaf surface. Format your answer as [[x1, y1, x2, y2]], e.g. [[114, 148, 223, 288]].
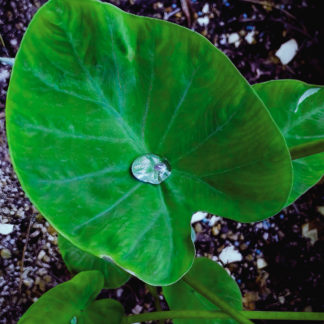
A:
[[7, 0, 292, 284], [253, 80, 324, 204], [81, 299, 125, 324], [18, 271, 115, 324], [58, 234, 130, 289], [163, 257, 242, 324]]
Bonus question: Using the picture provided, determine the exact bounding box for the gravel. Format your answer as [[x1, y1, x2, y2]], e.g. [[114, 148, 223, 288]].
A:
[[0, 0, 323, 323]]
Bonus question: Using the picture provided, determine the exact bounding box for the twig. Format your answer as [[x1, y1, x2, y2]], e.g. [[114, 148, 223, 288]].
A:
[[19, 214, 35, 293], [180, 0, 194, 28], [146, 284, 164, 324]]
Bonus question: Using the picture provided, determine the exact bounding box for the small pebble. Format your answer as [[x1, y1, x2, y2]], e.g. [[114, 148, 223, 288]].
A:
[[191, 211, 207, 224], [228, 32, 240, 44], [0, 223, 14, 235], [212, 226, 220, 236], [23, 278, 33, 288], [275, 39, 298, 65], [197, 16, 209, 27], [316, 206, 324, 216], [257, 258, 268, 269], [302, 223, 318, 245], [1, 248, 11, 259], [0, 70, 10, 82], [202, 3, 209, 14], [245, 30, 256, 44], [37, 250, 46, 260], [194, 223, 203, 233], [132, 305, 143, 314], [219, 245, 243, 264], [209, 215, 220, 227], [219, 34, 227, 45]]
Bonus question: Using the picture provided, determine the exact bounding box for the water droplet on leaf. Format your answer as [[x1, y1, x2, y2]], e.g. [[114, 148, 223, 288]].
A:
[[70, 316, 77, 324], [131, 154, 171, 184]]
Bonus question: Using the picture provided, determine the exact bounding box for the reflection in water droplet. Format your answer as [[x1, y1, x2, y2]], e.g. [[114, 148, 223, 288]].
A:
[[70, 316, 77, 324], [131, 154, 171, 184], [295, 87, 320, 112]]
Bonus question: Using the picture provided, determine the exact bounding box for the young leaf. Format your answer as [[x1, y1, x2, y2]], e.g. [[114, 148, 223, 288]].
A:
[[6, 0, 292, 285], [81, 299, 125, 324], [58, 234, 130, 289], [163, 257, 242, 324], [253, 80, 324, 205], [18, 271, 114, 323]]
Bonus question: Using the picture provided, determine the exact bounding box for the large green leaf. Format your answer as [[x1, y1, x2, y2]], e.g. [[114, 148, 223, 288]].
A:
[[253, 80, 324, 204], [6, 0, 292, 285], [18, 271, 125, 324], [58, 234, 130, 289], [163, 257, 242, 324]]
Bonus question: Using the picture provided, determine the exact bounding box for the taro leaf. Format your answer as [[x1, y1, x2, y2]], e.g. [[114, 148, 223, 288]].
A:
[[6, 0, 292, 285], [81, 299, 125, 324], [163, 257, 242, 324], [253, 80, 324, 205], [58, 234, 130, 289], [18, 271, 120, 324]]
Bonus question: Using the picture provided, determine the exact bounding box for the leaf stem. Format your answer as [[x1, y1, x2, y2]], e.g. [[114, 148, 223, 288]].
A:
[[124, 310, 324, 323], [146, 284, 164, 324], [290, 139, 324, 160], [183, 275, 253, 324], [124, 310, 229, 323], [245, 311, 324, 321]]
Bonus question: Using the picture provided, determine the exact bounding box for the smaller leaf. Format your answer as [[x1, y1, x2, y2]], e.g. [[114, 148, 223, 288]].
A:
[[58, 235, 130, 289], [18, 271, 104, 323], [163, 257, 242, 324], [253, 80, 324, 205], [82, 299, 125, 324]]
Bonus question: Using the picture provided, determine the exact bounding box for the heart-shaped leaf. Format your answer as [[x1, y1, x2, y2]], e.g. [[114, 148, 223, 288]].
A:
[[6, 0, 292, 285], [18, 271, 125, 324], [58, 234, 130, 289], [253, 80, 324, 205], [163, 257, 242, 324], [81, 299, 125, 324]]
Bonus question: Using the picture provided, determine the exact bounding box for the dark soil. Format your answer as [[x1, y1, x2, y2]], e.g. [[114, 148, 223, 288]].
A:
[[0, 0, 323, 323]]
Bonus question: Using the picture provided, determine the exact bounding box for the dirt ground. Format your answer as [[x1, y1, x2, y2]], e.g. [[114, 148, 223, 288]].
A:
[[0, 0, 323, 323]]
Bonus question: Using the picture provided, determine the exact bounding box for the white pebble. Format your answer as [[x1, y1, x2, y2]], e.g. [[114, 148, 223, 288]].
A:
[[219, 245, 243, 264], [219, 34, 227, 45], [37, 250, 46, 260], [228, 33, 240, 44], [245, 31, 256, 44], [209, 215, 221, 227], [202, 3, 210, 14], [191, 211, 207, 224], [197, 16, 209, 27], [257, 258, 268, 269], [10, 39, 18, 46], [302, 223, 318, 245], [275, 39, 298, 65], [132, 305, 143, 314], [0, 224, 14, 235]]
